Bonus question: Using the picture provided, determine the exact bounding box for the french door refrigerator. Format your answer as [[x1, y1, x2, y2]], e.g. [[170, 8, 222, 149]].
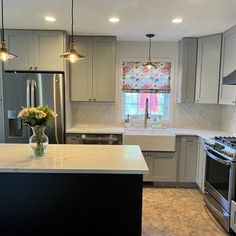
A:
[[3, 72, 65, 144]]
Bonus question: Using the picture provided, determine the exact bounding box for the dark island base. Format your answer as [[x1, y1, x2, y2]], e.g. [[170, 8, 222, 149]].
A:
[[0, 173, 143, 236]]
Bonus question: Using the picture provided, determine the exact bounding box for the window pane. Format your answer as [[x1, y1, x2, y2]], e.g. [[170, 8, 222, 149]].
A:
[[123, 92, 170, 120]]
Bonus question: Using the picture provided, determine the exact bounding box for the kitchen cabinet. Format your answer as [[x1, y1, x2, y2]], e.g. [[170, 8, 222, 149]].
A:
[[231, 201, 236, 233], [70, 36, 116, 102], [195, 34, 222, 104], [196, 138, 206, 192], [219, 25, 236, 105], [4, 30, 65, 72], [177, 37, 198, 103], [178, 136, 198, 183], [142, 151, 177, 182]]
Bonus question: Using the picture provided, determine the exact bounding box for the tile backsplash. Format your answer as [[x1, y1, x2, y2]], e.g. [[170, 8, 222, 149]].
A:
[[71, 102, 222, 129], [221, 105, 236, 133]]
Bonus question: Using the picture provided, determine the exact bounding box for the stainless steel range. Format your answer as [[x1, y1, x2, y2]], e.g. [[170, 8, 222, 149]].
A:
[[204, 136, 236, 232]]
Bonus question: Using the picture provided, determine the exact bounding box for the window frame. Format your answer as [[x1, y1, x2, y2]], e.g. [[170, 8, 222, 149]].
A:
[[118, 57, 175, 124]]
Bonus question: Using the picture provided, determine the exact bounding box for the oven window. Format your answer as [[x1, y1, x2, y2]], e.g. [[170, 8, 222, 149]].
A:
[[206, 151, 230, 200]]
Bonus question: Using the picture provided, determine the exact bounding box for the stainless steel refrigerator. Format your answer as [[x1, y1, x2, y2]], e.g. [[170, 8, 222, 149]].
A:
[[3, 72, 65, 144]]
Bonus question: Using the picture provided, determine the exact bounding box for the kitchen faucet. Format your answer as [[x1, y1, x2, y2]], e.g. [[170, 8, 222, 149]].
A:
[[144, 98, 149, 128]]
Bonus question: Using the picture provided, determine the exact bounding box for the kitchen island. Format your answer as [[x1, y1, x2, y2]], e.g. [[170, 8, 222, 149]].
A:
[[0, 144, 148, 236]]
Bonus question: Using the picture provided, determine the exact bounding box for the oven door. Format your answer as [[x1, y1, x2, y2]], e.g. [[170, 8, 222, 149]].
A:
[[204, 147, 235, 213]]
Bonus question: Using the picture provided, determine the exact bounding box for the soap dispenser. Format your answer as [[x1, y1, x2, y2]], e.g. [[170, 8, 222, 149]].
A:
[[124, 114, 130, 128]]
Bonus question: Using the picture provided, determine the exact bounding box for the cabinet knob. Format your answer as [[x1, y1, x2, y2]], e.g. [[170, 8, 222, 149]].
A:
[[29, 67, 32, 70], [35, 67, 37, 70], [89, 98, 91, 101], [94, 98, 96, 102]]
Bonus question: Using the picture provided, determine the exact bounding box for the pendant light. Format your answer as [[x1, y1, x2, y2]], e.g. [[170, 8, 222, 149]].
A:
[[143, 34, 156, 70], [61, 0, 85, 63], [0, 0, 17, 62]]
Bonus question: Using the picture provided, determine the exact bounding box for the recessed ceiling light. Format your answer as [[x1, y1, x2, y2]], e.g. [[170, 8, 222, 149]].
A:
[[172, 18, 183, 24], [109, 17, 120, 23], [44, 16, 56, 22]]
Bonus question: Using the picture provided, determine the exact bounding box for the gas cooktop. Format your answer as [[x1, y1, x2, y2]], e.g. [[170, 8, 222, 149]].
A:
[[213, 136, 236, 149], [205, 136, 236, 161]]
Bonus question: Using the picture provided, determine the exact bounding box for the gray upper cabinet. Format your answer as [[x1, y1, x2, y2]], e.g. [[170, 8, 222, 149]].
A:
[[219, 25, 236, 105], [92, 37, 116, 102], [195, 34, 222, 104], [70, 36, 116, 102], [4, 30, 65, 72], [177, 37, 198, 103], [4, 30, 33, 71], [70, 37, 93, 101]]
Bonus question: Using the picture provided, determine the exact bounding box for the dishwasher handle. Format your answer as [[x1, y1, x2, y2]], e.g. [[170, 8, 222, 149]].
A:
[[81, 136, 118, 142]]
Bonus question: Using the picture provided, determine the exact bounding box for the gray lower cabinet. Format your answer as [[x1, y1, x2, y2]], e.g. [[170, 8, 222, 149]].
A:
[[231, 201, 236, 233], [196, 138, 206, 192], [177, 136, 198, 183], [142, 151, 177, 182]]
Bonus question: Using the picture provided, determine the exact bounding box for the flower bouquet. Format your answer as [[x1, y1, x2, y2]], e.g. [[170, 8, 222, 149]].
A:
[[18, 106, 57, 158]]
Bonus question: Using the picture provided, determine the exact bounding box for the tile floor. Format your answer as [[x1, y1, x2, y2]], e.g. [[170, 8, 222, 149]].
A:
[[142, 187, 229, 236]]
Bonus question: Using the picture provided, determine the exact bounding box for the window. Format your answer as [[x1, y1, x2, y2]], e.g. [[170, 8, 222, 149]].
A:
[[121, 61, 171, 121]]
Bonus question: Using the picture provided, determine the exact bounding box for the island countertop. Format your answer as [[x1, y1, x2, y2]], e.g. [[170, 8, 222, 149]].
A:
[[0, 144, 148, 174]]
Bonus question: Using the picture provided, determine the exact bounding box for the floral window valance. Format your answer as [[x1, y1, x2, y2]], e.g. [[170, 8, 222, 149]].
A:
[[122, 62, 171, 93]]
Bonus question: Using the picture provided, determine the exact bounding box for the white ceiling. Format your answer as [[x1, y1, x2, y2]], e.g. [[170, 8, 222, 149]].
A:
[[4, 0, 236, 41]]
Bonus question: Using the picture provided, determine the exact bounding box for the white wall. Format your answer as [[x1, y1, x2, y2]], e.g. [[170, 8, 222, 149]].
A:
[[71, 41, 222, 129]]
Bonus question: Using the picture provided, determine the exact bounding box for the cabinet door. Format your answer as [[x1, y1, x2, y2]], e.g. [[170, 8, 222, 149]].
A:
[[196, 138, 206, 192], [179, 136, 198, 182], [219, 26, 236, 105], [152, 152, 177, 182], [33, 31, 64, 71], [70, 37, 93, 101], [195, 34, 222, 104], [142, 152, 153, 182], [177, 38, 197, 103], [4, 30, 34, 71], [92, 37, 116, 102]]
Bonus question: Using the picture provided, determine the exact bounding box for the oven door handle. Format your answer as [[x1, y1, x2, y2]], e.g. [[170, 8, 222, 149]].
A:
[[204, 148, 231, 166]]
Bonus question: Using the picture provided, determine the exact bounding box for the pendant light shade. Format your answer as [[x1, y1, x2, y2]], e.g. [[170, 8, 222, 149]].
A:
[[0, 0, 17, 62], [61, 0, 85, 63], [143, 34, 156, 70]]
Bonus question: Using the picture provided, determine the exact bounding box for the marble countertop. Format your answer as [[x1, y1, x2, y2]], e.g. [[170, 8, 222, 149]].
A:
[[168, 128, 230, 140], [66, 125, 230, 140], [0, 144, 148, 174], [67, 125, 125, 134]]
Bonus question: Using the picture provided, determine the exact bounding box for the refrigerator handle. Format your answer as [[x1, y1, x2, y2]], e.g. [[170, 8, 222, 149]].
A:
[[31, 80, 37, 107], [26, 79, 31, 107], [53, 75, 60, 144]]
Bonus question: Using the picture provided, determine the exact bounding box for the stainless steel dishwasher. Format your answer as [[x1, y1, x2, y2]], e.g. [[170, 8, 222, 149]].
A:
[[66, 133, 123, 145]]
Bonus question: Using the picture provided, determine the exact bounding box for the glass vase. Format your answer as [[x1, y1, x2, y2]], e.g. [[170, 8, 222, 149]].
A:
[[29, 126, 49, 158]]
